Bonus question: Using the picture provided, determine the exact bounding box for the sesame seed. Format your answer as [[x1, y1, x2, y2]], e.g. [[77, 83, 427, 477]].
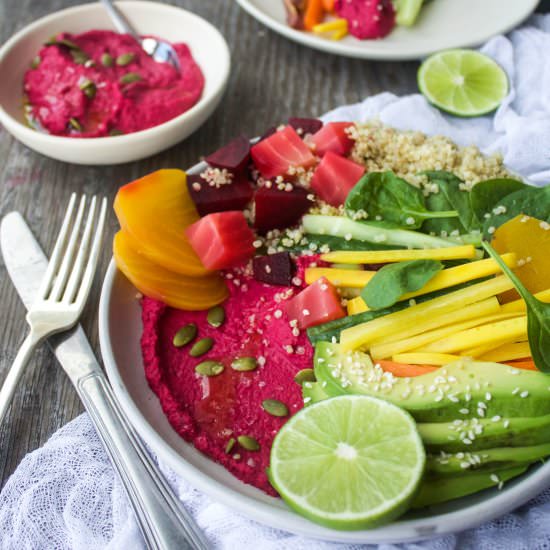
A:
[[303, 397, 311, 404], [274, 309, 282, 319], [459, 408, 470, 415], [520, 390, 529, 398], [504, 420, 510, 428], [490, 474, 500, 483]]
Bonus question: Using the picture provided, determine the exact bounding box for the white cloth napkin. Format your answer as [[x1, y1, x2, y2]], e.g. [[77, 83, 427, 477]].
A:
[[2, 14, 550, 550]]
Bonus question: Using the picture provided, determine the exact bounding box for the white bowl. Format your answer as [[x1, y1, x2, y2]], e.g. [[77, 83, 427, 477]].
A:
[[0, 1, 230, 165], [98, 163, 550, 544]]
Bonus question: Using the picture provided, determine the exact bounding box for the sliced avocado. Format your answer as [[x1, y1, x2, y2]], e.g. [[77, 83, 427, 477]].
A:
[[314, 342, 550, 422], [412, 465, 528, 509], [301, 381, 330, 406], [420, 414, 550, 452], [427, 443, 550, 475]]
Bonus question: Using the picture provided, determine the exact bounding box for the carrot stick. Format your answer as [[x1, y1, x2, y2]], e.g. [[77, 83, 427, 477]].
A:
[[377, 360, 439, 378], [322, 0, 335, 13], [505, 359, 538, 371], [304, 0, 325, 31]]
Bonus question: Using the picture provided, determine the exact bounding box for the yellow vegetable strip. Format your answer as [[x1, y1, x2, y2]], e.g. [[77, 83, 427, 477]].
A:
[[347, 296, 368, 315], [478, 341, 532, 362], [392, 353, 461, 366], [313, 18, 348, 33], [329, 27, 348, 40], [321, 245, 477, 264], [340, 275, 513, 352], [420, 316, 527, 355], [370, 312, 518, 360], [500, 288, 550, 314], [461, 335, 528, 358], [305, 268, 376, 288]]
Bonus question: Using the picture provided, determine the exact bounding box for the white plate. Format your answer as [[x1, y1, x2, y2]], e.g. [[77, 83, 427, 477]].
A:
[[98, 161, 550, 544], [235, 0, 538, 60]]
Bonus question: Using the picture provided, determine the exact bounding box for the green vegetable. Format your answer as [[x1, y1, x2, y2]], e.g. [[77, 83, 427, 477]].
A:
[[345, 172, 458, 229], [302, 215, 456, 250], [361, 259, 443, 310], [280, 233, 402, 253], [423, 188, 466, 236], [469, 178, 526, 223], [483, 241, 550, 373], [394, 0, 424, 26], [482, 185, 550, 238]]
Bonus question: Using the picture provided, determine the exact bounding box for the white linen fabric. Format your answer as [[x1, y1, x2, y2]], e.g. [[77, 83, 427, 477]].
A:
[[2, 14, 550, 550]]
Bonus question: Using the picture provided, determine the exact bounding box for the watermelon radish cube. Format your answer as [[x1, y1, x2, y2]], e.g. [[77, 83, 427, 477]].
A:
[[288, 117, 323, 136], [310, 151, 365, 207], [250, 125, 316, 180], [187, 174, 253, 216], [284, 277, 345, 329], [253, 252, 296, 286], [310, 122, 354, 157], [205, 135, 250, 173], [254, 185, 312, 233], [186, 211, 255, 270]]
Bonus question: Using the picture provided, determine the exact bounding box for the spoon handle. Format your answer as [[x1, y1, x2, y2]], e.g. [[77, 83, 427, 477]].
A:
[[100, 0, 140, 41]]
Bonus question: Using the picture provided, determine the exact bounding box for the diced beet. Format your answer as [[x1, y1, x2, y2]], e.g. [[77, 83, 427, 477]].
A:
[[310, 122, 355, 157], [250, 125, 317, 180], [288, 117, 323, 136], [254, 185, 312, 233], [310, 151, 365, 206], [187, 173, 253, 216], [253, 252, 296, 286], [205, 135, 250, 173]]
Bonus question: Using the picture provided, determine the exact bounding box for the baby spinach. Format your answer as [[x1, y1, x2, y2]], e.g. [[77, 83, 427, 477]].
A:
[[469, 178, 526, 223], [345, 172, 458, 229], [361, 259, 443, 310], [483, 241, 550, 373], [482, 185, 550, 238], [422, 188, 467, 235]]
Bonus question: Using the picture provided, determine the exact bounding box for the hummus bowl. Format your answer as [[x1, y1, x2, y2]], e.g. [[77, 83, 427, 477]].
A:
[[99, 157, 550, 544], [0, 2, 230, 165]]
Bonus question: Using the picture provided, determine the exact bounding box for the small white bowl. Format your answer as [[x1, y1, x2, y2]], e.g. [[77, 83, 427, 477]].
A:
[[0, 1, 230, 165]]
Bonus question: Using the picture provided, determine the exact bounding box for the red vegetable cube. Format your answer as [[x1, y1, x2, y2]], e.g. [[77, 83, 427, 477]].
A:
[[254, 185, 312, 233], [205, 135, 251, 174]]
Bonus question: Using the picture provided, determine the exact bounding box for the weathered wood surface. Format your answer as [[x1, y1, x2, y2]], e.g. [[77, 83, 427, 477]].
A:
[[0, 0, 548, 488]]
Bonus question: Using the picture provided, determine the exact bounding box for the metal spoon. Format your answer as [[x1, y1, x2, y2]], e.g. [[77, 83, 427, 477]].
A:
[[100, 0, 181, 72]]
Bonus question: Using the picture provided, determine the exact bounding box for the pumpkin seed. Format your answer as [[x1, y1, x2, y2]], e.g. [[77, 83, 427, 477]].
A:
[[109, 128, 124, 137], [172, 323, 197, 347], [116, 52, 136, 66], [189, 337, 214, 357], [225, 437, 236, 454], [68, 118, 82, 131], [101, 53, 114, 67], [230, 357, 258, 372], [31, 56, 41, 69], [59, 38, 80, 50], [119, 72, 142, 85], [79, 80, 96, 99], [294, 368, 316, 385], [262, 399, 289, 417], [195, 360, 224, 377], [207, 305, 225, 328], [237, 435, 260, 452], [70, 49, 89, 65]]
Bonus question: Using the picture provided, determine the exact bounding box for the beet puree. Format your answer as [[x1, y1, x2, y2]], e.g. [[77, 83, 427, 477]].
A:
[[141, 259, 319, 495], [23, 31, 204, 137]]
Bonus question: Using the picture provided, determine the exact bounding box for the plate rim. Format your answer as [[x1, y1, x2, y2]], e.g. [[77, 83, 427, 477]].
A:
[[234, 0, 539, 60]]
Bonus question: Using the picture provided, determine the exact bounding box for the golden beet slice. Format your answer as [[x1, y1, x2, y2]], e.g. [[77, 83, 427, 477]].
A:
[[493, 214, 550, 302], [114, 231, 228, 310], [114, 169, 209, 277]]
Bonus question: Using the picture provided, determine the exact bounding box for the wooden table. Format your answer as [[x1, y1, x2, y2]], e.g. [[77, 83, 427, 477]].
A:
[[1, 0, 549, 489]]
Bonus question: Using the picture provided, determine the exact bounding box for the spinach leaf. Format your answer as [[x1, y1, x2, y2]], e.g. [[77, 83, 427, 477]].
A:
[[345, 171, 458, 229], [361, 259, 444, 310], [469, 178, 527, 223], [483, 241, 550, 373], [423, 171, 481, 232], [422, 189, 467, 236], [482, 185, 550, 238]]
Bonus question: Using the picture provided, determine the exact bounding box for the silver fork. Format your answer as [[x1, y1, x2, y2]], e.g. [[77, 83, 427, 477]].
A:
[[0, 195, 209, 549], [0, 194, 106, 425]]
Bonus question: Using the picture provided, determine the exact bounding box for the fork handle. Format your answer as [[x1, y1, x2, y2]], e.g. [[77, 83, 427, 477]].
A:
[[0, 332, 41, 426], [76, 370, 209, 550]]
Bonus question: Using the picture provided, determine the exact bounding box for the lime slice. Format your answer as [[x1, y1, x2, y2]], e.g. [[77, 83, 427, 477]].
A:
[[418, 49, 508, 117], [269, 395, 425, 530]]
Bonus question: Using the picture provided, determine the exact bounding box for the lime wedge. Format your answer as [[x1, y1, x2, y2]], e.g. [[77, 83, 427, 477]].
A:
[[418, 49, 508, 117], [269, 395, 425, 530]]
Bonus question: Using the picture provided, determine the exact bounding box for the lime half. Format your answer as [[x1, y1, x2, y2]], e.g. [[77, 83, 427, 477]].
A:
[[418, 49, 508, 117], [269, 395, 425, 530]]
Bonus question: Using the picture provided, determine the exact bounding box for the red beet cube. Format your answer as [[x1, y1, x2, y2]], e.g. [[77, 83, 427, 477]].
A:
[[253, 252, 296, 286], [205, 135, 251, 174], [288, 117, 323, 136], [254, 185, 312, 233]]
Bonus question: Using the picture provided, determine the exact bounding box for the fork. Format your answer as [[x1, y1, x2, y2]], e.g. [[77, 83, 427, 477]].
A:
[[0, 194, 209, 549]]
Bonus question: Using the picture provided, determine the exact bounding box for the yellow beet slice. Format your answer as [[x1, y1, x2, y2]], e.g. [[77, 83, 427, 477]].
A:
[[478, 341, 531, 362], [392, 353, 461, 366]]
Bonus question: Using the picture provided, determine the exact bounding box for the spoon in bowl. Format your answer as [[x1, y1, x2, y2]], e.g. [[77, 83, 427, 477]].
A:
[[100, 0, 181, 72]]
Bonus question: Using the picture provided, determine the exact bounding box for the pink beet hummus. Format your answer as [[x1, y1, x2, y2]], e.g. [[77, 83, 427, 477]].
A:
[[23, 30, 204, 137], [141, 259, 318, 494]]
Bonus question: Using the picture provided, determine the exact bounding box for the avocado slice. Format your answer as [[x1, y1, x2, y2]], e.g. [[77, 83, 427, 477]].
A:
[[412, 465, 529, 509], [314, 342, 550, 422], [301, 381, 330, 406]]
